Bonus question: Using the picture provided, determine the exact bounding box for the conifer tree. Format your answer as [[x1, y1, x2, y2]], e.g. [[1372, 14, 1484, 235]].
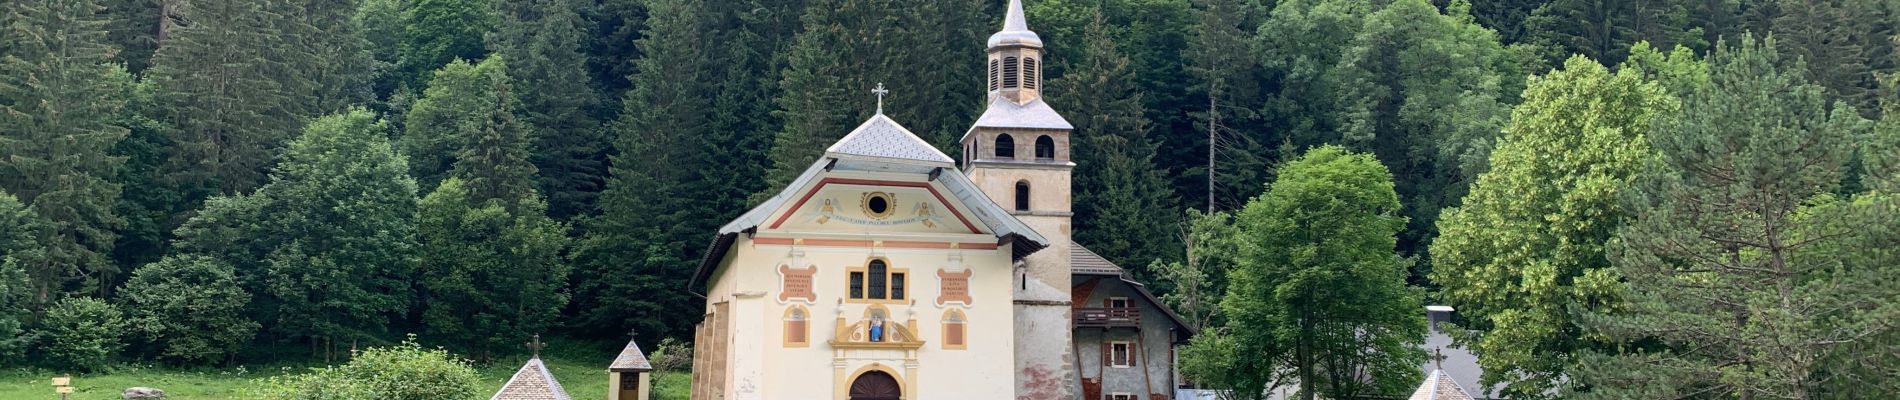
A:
[[252, 109, 418, 361], [762, 0, 987, 197], [1051, 11, 1181, 281], [448, 63, 539, 208], [572, 0, 713, 340], [1572, 36, 1895, 399], [698, 0, 806, 223], [279, 0, 376, 116], [1333, 0, 1518, 263], [99, 0, 165, 74], [0, 192, 42, 362], [0, 0, 132, 301], [398, 0, 498, 90], [1185, 0, 1269, 211], [1772, 0, 1895, 117], [146, 0, 299, 196], [404, 57, 515, 192], [490, 0, 608, 220]]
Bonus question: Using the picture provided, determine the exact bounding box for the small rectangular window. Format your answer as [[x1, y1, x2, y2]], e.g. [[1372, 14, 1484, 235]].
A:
[[1109, 394, 1137, 400], [1111, 342, 1133, 367], [849, 272, 864, 299], [1109, 297, 1130, 309], [890, 273, 906, 300]]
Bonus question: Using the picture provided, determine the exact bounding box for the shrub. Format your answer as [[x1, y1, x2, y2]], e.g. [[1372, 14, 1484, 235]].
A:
[[37, 297, 127, 371], [649, 337, 693, 373], [247, 336, 481, 400], [121, 255, 259, 364]]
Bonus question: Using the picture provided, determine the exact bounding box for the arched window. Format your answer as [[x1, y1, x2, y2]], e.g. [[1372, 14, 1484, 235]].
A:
[[1015, 181, 1031, 211], [849, 259, 906, 301], [994, 134, 1015, 159], [1002, 57, 1020, 88], [943, 309, 967, 349], [784, 306, 809, 347], [1034, 135, 1055, 159], [989, 59, 1000, 91], [1024, 57, 1038, 89]]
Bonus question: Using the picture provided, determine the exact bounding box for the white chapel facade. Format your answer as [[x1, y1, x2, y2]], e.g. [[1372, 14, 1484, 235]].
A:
[[686, 1, 1099, 398]]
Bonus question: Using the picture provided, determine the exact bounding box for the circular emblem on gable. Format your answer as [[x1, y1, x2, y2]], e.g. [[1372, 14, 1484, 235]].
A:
[[861, 192, 896, 219]]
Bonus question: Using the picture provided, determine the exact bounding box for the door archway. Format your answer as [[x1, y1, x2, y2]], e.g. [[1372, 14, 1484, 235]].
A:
[[848, 370, 902, 400]]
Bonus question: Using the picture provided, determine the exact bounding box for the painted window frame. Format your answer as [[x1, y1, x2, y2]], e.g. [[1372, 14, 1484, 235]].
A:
[[783, 305, 810, 347], [942, 308, 968, 350], [1110, 341, 1134, 368]]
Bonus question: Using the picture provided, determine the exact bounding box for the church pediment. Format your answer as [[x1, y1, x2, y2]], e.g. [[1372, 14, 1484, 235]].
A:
[[763, 176, 984, 236]]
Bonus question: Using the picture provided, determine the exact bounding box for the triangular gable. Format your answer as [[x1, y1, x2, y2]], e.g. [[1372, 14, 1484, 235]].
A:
[[827, 114, 954, 165], [610, 339, 651, 372], [491, 358, 572, 400], [1408, 370, 1475, 400], [1070, 243, 1197, 337], [691, 115, 1049, 293]]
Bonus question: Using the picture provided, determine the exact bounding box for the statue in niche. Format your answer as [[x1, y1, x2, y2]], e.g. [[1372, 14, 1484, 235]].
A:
[[868, 313, 886, 342]]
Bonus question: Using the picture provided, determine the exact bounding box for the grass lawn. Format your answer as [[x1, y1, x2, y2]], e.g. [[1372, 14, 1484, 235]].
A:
[[0, 356, 690, 399]]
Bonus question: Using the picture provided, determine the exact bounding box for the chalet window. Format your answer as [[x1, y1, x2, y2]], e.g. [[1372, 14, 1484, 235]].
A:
[[1109, 297, 1130, 309], [995, 134, 1015, 158], [1003, 57, 1020, 88], [1015, 181, 1031, 211], [1109, 394, 1137, 400], [785, 306, 808, 347], [1024, 57, 1038, 89], [1110, 342, 1134, 368], [1035, 135, 1055, 159], [849, 259, 906, 301]]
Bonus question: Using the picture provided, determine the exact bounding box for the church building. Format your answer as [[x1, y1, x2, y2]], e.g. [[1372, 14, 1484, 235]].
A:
[[686, 1, 1191, 399]]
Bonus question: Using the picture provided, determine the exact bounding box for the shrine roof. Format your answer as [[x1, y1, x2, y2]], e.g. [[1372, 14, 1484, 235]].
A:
[[490, 358, 572, 400], [609, 339, 651, 372]]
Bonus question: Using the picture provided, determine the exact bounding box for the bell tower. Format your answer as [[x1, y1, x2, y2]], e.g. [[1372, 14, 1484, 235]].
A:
[[960, 0, 1077, 398]]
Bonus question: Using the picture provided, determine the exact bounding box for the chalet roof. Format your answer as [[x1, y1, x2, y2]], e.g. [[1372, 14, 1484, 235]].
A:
[[609, 340, 651, 372], [1070, 243, 1196, 337], [690, 114, 1051, 293], [1071, 245, 1124, 276], [1409, 369, 1476, 400], [826, 114, 954, 165], [490, 358, 572, 400]]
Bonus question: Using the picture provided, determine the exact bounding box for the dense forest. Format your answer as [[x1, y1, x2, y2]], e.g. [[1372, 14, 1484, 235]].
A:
[[2, 0, 1898, 397]]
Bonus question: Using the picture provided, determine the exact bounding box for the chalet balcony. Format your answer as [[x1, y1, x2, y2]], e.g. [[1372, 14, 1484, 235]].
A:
[[1074, 307, 1140, 329]]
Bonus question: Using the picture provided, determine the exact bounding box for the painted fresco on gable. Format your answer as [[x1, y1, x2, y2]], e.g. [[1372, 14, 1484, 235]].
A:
[[773, 182, 980, 235]]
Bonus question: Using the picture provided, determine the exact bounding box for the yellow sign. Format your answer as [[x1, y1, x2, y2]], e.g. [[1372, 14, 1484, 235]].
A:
[[50, 377, 69, 386], [56, 386, 74, 394]]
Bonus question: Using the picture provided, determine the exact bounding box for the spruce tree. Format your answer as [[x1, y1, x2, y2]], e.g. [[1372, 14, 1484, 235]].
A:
[[1772, 0, 1895, 118], [1572, 36, 1895, 399], [0, 192, 43, 362], [146, 0, 299, 196], [1184, 0, 1269, 211], [699, 0, 805, 224], [0, 0, 132, 301], [572, 0, 712, 340], [1051, 11, 1181, 283], [99, 0, 165, 74], [397, 0, 498, 90], [278, 0, 376, 116], [404, 57, 515, 192], [762, 0, 987, 197], [447, 61, 538, 208], [489, 0, 608, 220]]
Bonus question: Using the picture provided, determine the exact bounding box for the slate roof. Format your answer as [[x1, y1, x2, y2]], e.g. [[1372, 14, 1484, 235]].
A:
[[826, 114, 954, 165], [689, 114, 1051, 293], [609, 339, 652, 372], [966, 98, 1074, 137], [1408, 369, 1476, 400], [1071, 245, 1124, 276], [490, 358, 572, 400]]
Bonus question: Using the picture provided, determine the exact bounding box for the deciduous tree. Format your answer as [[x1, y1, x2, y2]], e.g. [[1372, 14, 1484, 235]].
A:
[[120, 255, 257, 364]]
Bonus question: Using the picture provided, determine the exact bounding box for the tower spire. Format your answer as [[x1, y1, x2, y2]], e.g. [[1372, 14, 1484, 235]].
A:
[[1003, 0, 1028, 32]]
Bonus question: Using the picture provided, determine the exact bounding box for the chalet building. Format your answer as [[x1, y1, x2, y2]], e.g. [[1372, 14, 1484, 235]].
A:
[[682, 1, 1193, 399]]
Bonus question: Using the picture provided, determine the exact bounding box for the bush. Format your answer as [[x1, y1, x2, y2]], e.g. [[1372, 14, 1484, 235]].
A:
[[247, 336, 481, 400], [37, 297, 127, 371], [649, 337, 693, 373], [121, 255, 259, 364]]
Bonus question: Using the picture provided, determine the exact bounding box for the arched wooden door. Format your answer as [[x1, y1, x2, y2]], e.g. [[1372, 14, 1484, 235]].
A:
[[848, 371, 902, 400]]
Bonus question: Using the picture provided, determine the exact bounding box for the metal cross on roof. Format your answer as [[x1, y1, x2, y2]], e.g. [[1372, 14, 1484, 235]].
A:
[[528, 334, 545, 358], [873, 83, 889, 115]]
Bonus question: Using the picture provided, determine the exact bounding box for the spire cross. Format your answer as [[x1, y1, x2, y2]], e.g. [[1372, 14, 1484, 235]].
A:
[[527, 334, 545, 358], [873, 83, 890, 115]]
